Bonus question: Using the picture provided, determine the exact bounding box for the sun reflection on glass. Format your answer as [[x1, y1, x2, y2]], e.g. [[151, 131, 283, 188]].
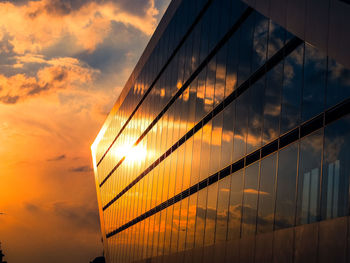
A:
[[113, 143, 148, 164]]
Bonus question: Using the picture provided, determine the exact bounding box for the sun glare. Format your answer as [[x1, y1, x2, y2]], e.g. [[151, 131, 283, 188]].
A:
[[113, 143, 147, 165]]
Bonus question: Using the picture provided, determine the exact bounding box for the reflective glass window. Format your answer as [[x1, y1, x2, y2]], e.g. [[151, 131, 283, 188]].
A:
[[326, 59, 350, 108], [247, 78, 264, 153], [228, 170, 243, 240], [215, 176, 230, 243], [185, 192, 198, 250], [204, 182, 218, 246], [275, 142, 298, 229], [237, 15, 254, 87], [263, 61, 283, 144], [220, 101, 235, 168], [251, 13, 269, 72], [302, 43, 327, 121], [296, 130, 323, 225], [281, 44, 303, 134], [233, 91, 249, 161], [241, 162, 259, 236], [257, 153, 277, 234], [195, 188, 207, 248], [321, 115, 350, 220]]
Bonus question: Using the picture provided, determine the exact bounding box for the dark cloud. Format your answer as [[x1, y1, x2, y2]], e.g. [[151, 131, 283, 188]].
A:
[[53, 202, 99, 229], [47, 154, 66, 162], [0, 95, 19, 104], [25, 203, 41, 213], [69, 165, 93, 173], [77, 20, 148, 73], [0, 212, 5, 215]]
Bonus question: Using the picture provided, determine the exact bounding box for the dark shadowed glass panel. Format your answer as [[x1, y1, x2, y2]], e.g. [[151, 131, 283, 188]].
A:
[[225, 34, 239, 95], [275, 142, 298, 230], [281, 44, 303, 134], [296, 130, 323, 225], [321, 115, 350, 220], [326, 59, 350, 108], [228, 170, 244, 240], [208, 0, 221, 52], [233, 91, 249, 161], [220, 101, 235, 168], [237, 15, 254, 87], [267, 20, 286, 59], [215, 176, 230, 243], [263, 61, 283, 144], [214, 44, 227, 106], [242, 162, 259, 236], [251, 13, 269, 72], [195, 68, 207, 122], [302, 43, 327, 121], [218, 0, 231, 41], [257, 153, 276, 234], [247, 78, 264, 153]]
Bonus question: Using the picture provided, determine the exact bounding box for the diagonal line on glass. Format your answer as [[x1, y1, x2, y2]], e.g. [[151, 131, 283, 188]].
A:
[[101, 36, 304, 211], [98, 7, 254, 188], [96, 0, 214, 167]]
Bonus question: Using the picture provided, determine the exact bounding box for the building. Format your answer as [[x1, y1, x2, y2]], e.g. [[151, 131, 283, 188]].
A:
[[91, 0, 350, 262]]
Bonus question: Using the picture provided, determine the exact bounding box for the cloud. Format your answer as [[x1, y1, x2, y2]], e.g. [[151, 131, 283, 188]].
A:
[[69, 165, 93, 173], [0, 0, 158, 55], [52, 201, 99, 229], [25, 202, 40, 213], [0, 56, 98, 104], [47, 154, 66, 162]]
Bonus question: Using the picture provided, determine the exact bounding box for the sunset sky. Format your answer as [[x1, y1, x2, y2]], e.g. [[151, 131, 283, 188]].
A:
[[0, 0, 170, 262]]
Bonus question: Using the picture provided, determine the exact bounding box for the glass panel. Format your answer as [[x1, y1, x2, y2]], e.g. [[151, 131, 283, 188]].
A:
[[302, 43, 327, 121], [215, 176, 231, 243], [281, 44, 303, 134], [257, 153, 277, 234], [247, 78, 264, 153], [209, 112, 223, 174], [296, 130, 323, 225], [263, 61, 283, 144], [321, 115, 350, 220], [195, 188, 207, 248], [204, 182, 218, 246], [185, 192, 197, 250], [228, 170, 244, 240], [241, 162, 259, 236], [178, 198, 189, 252], [326, 59, 350, 108], [220, 101, 235, 168], [237, 15, 254, 87], [275, 142, 298, 230], [233, 91, 249, 161], [251, 13, 269, 72]]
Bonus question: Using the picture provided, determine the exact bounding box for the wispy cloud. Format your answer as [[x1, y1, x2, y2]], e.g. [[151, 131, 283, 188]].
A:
[[69, 165, 93, 172], [47, 154, 66, 162]]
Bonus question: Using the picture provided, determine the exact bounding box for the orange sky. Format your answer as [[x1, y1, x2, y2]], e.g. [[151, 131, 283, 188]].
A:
[[0, 1, 170, 262]]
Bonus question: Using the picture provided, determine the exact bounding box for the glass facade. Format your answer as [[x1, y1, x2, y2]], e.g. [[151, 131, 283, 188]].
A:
[[91, 0, 350, 262]]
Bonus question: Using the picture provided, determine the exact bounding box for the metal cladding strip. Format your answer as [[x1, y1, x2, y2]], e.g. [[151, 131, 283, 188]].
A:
[[105, 97, 350, 238], [101, 36, 303, 210], [96, 0, 213, 167], [98, 6, 254, 187]]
